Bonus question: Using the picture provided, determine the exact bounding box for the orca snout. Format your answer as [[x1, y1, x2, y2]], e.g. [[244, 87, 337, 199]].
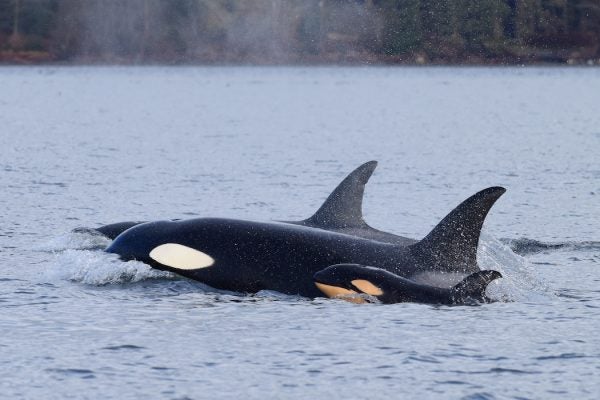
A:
[[105, 237, 152, 264], [105, 220, 172, 264]]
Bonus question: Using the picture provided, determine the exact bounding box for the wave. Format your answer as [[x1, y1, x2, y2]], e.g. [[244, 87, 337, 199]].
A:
[[40, 230, 173, 285], [44, 249, 173, 285], [501, 238, 600, 256], [478, 232, 553, 302], [36, 229, 112, 252]]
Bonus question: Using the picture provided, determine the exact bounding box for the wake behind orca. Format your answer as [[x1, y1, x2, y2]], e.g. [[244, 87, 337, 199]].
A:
[[96, 161, 505, 302]]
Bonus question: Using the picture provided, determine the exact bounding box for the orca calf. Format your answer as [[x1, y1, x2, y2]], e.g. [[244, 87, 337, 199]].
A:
[[103, 161, 506, 299], [314, 264, 502, 304]]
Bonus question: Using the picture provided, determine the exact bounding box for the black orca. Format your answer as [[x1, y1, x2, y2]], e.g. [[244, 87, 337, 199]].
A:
[[313, 264, 502, 305], [83, 161, 416, 244], [104, 162, 506, 299], [74, 221, 144, 239]]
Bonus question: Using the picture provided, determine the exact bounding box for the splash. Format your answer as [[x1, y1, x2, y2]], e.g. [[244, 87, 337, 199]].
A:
[[36, 229, 112, 252], [46, 249, 173, 285], [40, 230, 173, 285], [478, 230, 553, 302]]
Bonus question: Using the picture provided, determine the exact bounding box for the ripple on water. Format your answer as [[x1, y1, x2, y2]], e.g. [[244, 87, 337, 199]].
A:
[[461, 393, 496, 400], [2, 66, 599, 400], [45, 368, 96, 379], [102, 345, 147, 351], [535, 353, 587, 361]]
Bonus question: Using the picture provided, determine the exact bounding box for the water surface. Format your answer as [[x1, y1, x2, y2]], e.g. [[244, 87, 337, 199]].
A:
[[1, 67, 599, 399]]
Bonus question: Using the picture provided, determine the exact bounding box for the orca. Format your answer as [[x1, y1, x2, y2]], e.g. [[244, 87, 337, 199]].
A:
[[313, 264, 502, 304], [74, 221, 144, 239], [103, 162, 506, 299], [83, 161, 416, 244], [282, 161, 417, 246]]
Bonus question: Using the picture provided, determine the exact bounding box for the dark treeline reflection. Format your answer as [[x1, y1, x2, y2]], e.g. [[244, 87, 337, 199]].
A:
[[0, 0, 599, 64]]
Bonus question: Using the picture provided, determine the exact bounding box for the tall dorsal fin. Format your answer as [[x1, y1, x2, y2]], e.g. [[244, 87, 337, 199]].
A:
[[302, 161, 378, 229], [410, 187, 506, 273]]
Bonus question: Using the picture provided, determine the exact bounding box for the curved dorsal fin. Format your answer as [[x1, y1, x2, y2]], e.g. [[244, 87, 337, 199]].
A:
[[451, 270, 502, 303], [302, 161, 378, 229], [410, 187, 506, 273]]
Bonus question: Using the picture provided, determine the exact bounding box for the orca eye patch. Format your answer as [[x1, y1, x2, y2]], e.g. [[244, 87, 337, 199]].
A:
[[149, 243, 215, 270], [351, 279, 383, 296]]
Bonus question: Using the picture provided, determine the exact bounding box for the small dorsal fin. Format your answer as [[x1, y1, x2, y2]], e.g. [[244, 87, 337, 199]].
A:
[[302, 161, 378, 229], [451, 270, 502, 303], [410, 187, 506, 273]]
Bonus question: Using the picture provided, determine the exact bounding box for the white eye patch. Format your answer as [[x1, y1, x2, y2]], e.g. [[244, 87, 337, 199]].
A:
[[149, 243, 215, 270]]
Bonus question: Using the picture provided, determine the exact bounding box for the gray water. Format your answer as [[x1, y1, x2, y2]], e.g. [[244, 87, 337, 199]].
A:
[[1, 67, 599, 399]]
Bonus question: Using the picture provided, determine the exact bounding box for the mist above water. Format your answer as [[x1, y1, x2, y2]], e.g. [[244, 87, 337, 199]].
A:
[[52, 0, 382, 63], [3, 0, 599, 64]]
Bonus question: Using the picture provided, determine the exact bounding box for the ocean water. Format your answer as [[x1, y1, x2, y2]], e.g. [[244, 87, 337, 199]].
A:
[[0, 66, 599, 399]]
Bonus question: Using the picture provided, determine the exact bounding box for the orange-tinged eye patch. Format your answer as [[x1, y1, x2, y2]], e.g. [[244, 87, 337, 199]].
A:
[[314, 282, 367, 304]]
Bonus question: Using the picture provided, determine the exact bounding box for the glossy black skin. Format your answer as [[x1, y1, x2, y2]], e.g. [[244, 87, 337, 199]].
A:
[[73, 222, 145, 240], [106, 217, 471, 298], [86, 161, 418, 245], [99, 159, 506, 299], [314, 264, 502, 305], [95, 221, 144, 239], [86, 219, 418, 245]]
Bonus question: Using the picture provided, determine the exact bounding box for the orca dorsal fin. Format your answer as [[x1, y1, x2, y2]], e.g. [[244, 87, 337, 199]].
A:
[[410, 187, 506, 273], [451, 270, 502, 303], [302, 161, 378, 229]]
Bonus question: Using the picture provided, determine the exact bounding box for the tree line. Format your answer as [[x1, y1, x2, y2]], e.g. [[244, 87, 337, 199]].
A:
[[1, 0, 599, 64]]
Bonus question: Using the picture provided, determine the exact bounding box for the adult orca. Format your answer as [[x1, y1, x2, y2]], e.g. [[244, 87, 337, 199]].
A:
[[82, 161, 416, 244], [313, 264, 502, 305], [74, 221, 145, 239], [104, 162, 506, 299]]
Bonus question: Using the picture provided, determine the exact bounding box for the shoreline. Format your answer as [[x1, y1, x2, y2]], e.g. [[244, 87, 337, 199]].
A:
[[1, 51, 599, 67]]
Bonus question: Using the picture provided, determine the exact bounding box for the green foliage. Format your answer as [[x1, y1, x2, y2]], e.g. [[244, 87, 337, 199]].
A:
[[419, 0, 455, 38], [456, 0, 510, 50], [379, 0, 423, 54], [296, 1, 322, 55], [0, 0, 598, 62], [0, 0, 13, 35], [0, 0, 58, 51], [20, 0, 58, 37]]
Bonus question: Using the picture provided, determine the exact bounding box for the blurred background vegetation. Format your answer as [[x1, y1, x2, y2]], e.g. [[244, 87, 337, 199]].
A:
[[0, 0, 598, 64]]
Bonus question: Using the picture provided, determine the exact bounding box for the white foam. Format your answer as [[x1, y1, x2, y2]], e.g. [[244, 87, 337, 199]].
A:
[[44, 249, 173, 285], [478, 229, 553, 302], [38, 230, 173, 285], [36, 230, 112, 252]]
